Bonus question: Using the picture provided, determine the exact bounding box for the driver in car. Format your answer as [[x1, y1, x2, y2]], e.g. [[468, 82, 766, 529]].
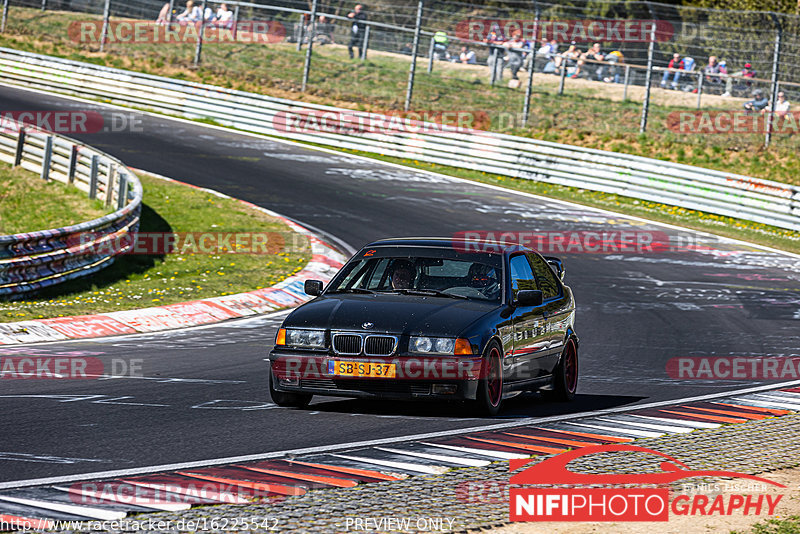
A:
[[390, 260, 415, 290]]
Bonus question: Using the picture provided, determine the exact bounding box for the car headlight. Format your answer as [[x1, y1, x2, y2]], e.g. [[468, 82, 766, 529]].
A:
[[410, 336, 456, 354], [283, 328, 326, 349]]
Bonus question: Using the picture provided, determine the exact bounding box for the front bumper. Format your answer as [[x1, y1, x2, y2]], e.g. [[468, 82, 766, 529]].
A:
[[268, 351, 483, 401]]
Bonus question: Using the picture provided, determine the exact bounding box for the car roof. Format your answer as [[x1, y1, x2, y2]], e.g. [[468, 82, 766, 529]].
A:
[[362, 237, 531, 255]]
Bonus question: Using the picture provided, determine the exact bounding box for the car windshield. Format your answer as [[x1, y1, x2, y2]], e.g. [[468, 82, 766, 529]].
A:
[[328, 255, 502, 302]]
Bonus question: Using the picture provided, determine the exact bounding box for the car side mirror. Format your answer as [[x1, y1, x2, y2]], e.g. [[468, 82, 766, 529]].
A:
[[304, 279, 324, 296], [545, 256, 565, 281], [515, 289, 543, 307]]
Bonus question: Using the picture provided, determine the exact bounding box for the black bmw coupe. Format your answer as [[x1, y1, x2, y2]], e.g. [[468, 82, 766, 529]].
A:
[[268, 237, 578, 415]]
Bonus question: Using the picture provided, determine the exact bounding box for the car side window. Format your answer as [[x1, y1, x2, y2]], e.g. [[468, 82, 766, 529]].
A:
[[528, 253, 561, 300], [509, 254, 537, 299]]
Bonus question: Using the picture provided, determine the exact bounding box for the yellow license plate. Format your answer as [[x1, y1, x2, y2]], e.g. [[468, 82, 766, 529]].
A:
[[328, 360, 396, 378]]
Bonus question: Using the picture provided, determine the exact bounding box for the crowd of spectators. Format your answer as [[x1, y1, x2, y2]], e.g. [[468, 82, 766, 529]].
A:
[[157, 1, 233, 26]]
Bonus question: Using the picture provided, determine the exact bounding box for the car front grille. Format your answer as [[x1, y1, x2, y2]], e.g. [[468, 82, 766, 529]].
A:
[[364, 336, 396, 356], [332, 334, 362, 355], [300, 378, 432, 396]]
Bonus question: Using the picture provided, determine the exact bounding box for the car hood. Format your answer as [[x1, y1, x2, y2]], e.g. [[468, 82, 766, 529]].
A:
[[283, 293, 497, 337]]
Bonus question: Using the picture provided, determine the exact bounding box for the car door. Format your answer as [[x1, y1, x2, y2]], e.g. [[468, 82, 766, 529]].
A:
[[527, 252, 569, 375], [508, 253, 549, 383]]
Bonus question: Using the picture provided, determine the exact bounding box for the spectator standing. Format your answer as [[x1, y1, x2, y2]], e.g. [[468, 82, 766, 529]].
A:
[[459, 45, 476, 64], [347, 4, 367, 59], [501, 30, 528, 81], [660, 53, 684, 89]]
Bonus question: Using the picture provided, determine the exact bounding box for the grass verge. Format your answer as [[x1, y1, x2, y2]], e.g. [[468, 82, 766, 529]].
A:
[[0, 162, 109, 234], [735, 516, 800, 534], [0, 173, 310, 321], [0, 8, 799, 186]]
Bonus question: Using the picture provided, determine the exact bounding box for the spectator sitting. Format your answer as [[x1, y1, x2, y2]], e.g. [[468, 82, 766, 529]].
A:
[[313, 15, 335, 45], [432, 31, 450, 61], [704, 55, 721, 87], [176, 0, 202, 22], [459, 45, 476, 64], [603, 50, 624, 83], [529, 38, 555, 72], [156, 2, 170, 24], [554, 41, 579, 74], [660, 52, 684, 89], [400, 42, 413, 55], [501, 30, 528, 81], [203, 4, 215, 22], [761, 91, 790, 117], [743, 89, 769, 112], [723, 62, 755, 97], [574, 42, 604, 80]]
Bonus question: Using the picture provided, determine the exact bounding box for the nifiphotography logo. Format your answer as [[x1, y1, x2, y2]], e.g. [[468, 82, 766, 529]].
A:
[[509, 444, 784, 522]]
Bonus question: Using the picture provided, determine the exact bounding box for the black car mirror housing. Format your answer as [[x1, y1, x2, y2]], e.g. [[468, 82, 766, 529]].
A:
[[304, 279, 324, 296], [515, 289, 544, 307]]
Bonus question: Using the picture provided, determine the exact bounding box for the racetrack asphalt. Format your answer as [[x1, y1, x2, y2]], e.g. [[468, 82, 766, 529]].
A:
[[0, 84, 798, 485]]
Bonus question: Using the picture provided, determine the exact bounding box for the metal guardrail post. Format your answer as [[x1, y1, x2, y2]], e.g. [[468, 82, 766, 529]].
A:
[[296, 18, 305, 51], [40, 135, 53, 181], [427, 38, 435, 73], [117, 173, 128, 209], [193, 0, 207, 66], [360, 24, 369, 61], [167, 0, 174, 23], [639, 24, 656, 133], [622, 65, 630, 101], [489, 47, 498, 87], [521, 6, 540, 127], [765, 16, 782, 148], [40, 0, 46, 11], [696, 71, 703, 109], [99, 0, 111, 53], [105, 163, 116, 207], [231, 4, 239, 41], [558, 58, 566, 95], [300, 0, 317, 92], [403, 0, 423, 112], [1, 0, 8, 33], [89, 155, 99, 199], [13, 128, 25, 167], [67, 144, 78, 185]]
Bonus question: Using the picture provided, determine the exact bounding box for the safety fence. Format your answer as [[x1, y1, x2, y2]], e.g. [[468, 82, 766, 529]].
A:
[[0, 109, 142, 297], [0, 46, 796, 236]]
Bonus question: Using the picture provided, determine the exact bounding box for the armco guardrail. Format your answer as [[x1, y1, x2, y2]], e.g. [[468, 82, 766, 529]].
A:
[[0, 115, 142, 297], [0, 47, 797, 232]]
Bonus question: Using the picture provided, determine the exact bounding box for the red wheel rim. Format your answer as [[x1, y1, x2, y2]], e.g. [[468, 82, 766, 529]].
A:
[[487, 347, 502, 407], [564, 340, 578, 393]]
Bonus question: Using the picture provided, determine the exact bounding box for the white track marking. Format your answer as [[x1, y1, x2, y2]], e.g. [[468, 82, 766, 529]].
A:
[[52, 486, 189, 512], [329, 454, 448, 475], [627, 414, 720, 429], [564, 422, 663, 438], [372, 447, 490, 467], [0, 495, 125, 520], [595, 416, 694, 433], [419, 442, 528, 460]]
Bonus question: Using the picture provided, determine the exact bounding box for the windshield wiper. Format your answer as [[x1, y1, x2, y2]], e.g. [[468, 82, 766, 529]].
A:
[[329, 288, 376, 294], [390, 289, 469, 300]]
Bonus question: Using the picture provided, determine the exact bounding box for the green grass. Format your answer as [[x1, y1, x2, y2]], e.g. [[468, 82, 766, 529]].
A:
[[1, 7, 799, 187], [0, 173, 310, 321], [734, 516, 800, 534], [0, 162, 109, 234]]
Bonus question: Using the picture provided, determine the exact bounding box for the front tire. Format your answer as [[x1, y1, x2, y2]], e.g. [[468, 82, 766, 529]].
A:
[[473, 340, 504, 416], [269, 368, 312, 408], [549, 337, 578, 402]]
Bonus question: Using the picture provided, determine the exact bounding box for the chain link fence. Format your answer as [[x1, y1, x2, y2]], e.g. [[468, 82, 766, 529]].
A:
[[1, 0, 799, 148]]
